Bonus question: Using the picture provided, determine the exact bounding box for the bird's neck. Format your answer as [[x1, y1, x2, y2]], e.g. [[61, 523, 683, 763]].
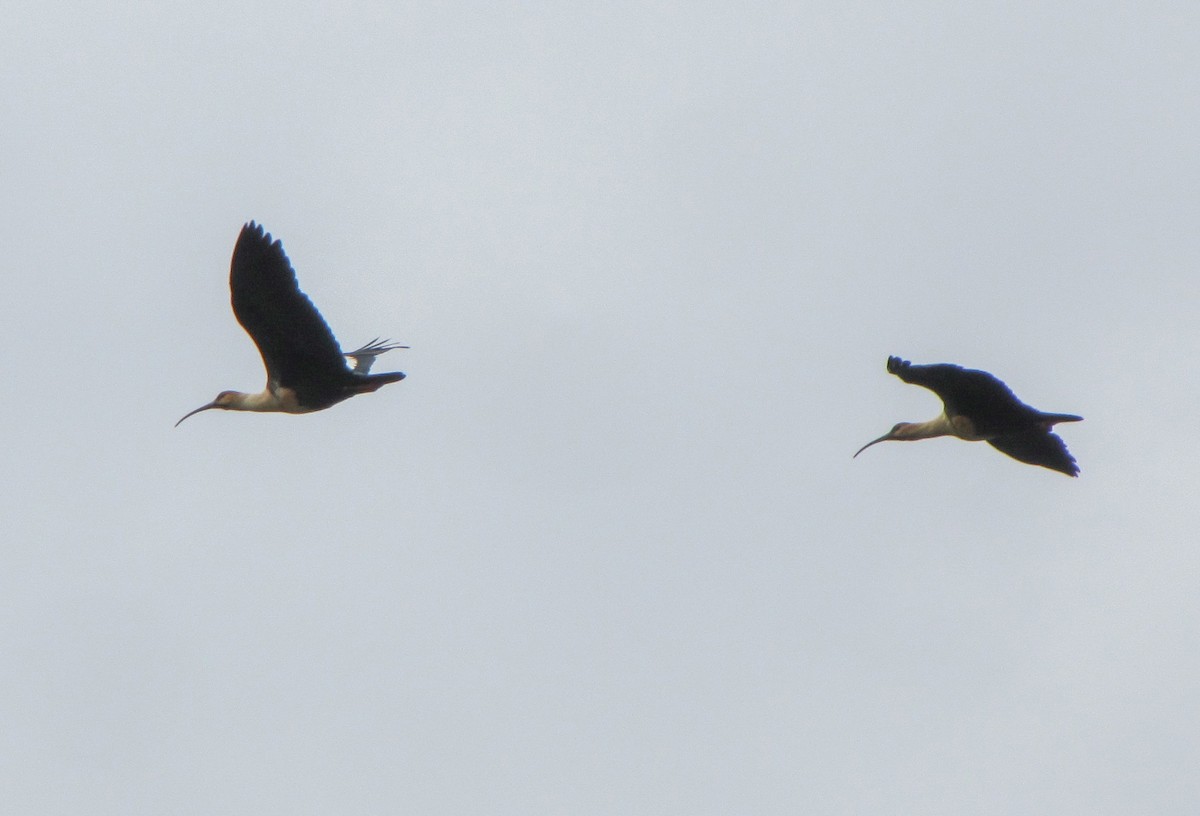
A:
[[899, 414, 957, 440], [230, 389, 289, 413]]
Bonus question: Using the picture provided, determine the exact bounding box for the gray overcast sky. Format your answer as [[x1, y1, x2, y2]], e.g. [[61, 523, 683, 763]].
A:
[[2, 2, 1198, 814]]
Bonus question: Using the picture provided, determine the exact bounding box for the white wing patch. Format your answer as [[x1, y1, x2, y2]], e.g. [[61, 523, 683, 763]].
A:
[[344, 338, 408, 373]]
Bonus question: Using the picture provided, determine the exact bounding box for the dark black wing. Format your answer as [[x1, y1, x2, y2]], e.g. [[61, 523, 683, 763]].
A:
[[230, 222, 349, 390], [886, 356, 1039, 435], [987, 430, 1079, 476]]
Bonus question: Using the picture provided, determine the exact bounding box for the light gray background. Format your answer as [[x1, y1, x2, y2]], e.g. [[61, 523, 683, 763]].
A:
[[2, 3, 1196, 814]]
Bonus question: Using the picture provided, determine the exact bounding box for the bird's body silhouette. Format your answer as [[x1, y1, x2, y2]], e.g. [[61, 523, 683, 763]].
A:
[[177, 222, 405, 426], [855, 356, 1082, 476]]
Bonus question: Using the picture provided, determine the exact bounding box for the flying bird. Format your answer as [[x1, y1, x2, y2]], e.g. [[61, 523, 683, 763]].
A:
[[854, 356, 1082, 476], [176, 222, 406, 426]]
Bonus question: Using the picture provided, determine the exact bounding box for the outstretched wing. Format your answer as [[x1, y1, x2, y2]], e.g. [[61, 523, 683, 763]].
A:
[[229, 222, 348, 389], [886, 356, 1038, 435], [344, 338, 408, 374], [988, 430, 1079, 477]]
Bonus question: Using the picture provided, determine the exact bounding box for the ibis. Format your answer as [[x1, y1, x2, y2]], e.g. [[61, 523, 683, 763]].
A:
[[176, 222, 406, 426], [855, 356, 1082, 476]]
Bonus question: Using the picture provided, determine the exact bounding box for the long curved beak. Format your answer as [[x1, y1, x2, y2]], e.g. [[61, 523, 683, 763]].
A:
[[853, 431, 894, 459], [175, 402, 217, 427]]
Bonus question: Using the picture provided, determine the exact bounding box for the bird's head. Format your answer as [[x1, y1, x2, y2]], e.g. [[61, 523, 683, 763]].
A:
[[174, 390, 241, 427], [853, 422, 917, 458]]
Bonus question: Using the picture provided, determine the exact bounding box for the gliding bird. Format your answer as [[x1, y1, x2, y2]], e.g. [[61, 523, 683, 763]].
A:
[[854, 356, 1082, 476], [176, 222, 406, 426]]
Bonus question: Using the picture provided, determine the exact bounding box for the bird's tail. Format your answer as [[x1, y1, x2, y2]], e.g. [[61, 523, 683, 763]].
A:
[[353, 371, 407, 393], [1039, 412, 1083, 426]]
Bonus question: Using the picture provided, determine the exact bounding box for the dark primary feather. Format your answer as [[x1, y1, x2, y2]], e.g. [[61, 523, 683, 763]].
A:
[[230, 222, 349, 391], [886, 355, 1043, 436], [988, 430, 1079, 476]]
